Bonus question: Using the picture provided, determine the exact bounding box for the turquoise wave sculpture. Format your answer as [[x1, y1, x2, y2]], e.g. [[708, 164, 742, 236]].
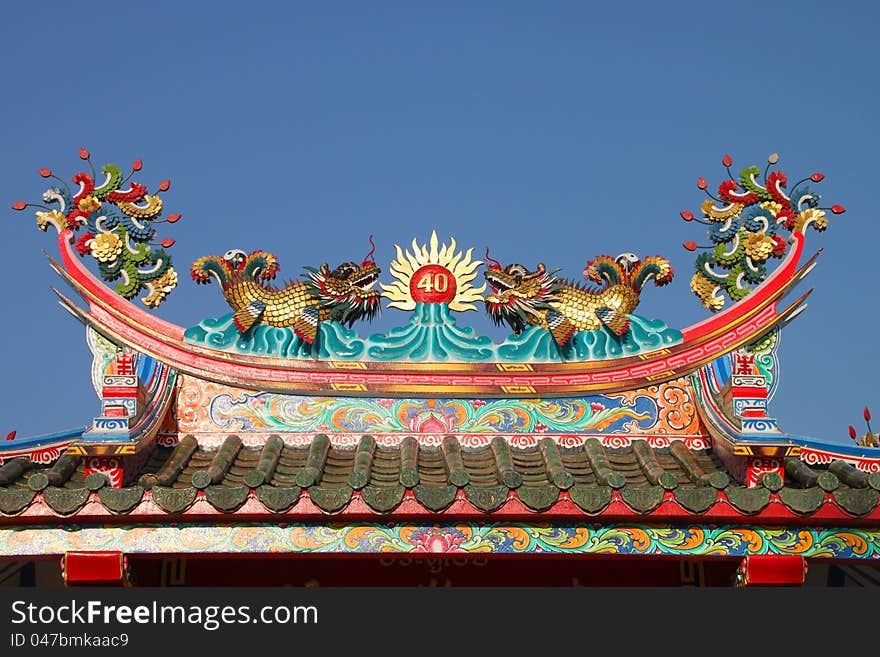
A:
[[183, 315, 366, 359], [495, 315, 682, 361], [184, 303, 682, 362], [367, 303, 494, 361]]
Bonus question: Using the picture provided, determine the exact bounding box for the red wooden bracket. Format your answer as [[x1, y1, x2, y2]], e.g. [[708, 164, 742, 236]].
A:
[[62, 551, 129, 587], [735, 555, 806, 586]]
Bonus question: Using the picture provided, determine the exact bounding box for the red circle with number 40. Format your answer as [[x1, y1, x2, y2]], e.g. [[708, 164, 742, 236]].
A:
[[410, 264, 457, 304]]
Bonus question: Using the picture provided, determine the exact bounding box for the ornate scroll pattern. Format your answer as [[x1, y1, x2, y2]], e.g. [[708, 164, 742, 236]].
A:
[[801, 449, 834, 467], [30, 447, 63, 465], [172, 376, 235, 431], [170, 376, 705, 436], [654, 379, 700, 434], [800, 448, 880, 473], [84, 457, 123, 488], [189, 433, 711, 450], [0, 437, 77, 467], [595, 435, 709, 450], [156, 434, 180, 448], [208, 391, 658, 434], [746, 457, 783, 488], [3, 523, 880, 558]]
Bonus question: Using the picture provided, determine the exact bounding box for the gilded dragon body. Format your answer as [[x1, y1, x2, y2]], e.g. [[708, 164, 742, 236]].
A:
[[484, 253, 673, 346], [190, 248, 381, 343]]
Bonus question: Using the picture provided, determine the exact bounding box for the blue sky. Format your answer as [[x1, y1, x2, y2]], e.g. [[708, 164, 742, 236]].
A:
[[2, 1, 877, 444]]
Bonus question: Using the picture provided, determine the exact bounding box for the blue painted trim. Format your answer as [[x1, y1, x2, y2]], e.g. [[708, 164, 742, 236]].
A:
[[776, 432, 880, 458], [694, 367, 880, 459], [0, 426, 85, 453]]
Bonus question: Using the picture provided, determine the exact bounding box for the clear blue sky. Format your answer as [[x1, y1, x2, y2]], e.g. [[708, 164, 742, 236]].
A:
[[3, 1, 877, 445]]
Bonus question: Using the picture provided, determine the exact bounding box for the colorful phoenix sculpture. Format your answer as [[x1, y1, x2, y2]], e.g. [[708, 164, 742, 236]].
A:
[[13, 150, 179, 308], [483, 252, 674, 346], [190, 243, 381, 344], [683, 152, 845, 311]]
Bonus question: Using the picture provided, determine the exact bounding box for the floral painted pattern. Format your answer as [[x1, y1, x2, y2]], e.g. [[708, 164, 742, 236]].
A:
[[3, 523, 879, 559], [210, 392, 656, 434]]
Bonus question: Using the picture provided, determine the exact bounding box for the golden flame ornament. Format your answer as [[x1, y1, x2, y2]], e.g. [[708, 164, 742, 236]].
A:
[[381, 230, 485, 312]]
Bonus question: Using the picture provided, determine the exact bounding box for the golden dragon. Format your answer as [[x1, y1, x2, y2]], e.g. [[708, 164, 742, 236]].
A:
[[484, 252, 674, 346], [190, 247, 381, 344]]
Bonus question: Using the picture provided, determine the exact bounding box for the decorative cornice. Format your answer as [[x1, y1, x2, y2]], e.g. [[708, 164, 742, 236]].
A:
[[2, 522, 879, 559]]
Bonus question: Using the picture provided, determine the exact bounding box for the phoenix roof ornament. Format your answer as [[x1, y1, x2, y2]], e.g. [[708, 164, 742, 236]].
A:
[[682, 152, 845, 311], [12, 149, 180, 308]]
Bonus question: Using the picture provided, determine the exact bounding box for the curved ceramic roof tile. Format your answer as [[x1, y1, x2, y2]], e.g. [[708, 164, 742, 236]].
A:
[[256, 485, 300, 512], [3, 438, 880, 519]]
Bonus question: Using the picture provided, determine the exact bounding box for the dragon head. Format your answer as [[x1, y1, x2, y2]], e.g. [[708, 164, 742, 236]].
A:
[[484, 261, 561, 334], [307, 259, 382, 326]]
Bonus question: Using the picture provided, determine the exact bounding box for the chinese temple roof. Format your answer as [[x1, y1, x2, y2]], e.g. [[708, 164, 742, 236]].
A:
[[3, 436, 880, 520], [5, 150, 880, 569]]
